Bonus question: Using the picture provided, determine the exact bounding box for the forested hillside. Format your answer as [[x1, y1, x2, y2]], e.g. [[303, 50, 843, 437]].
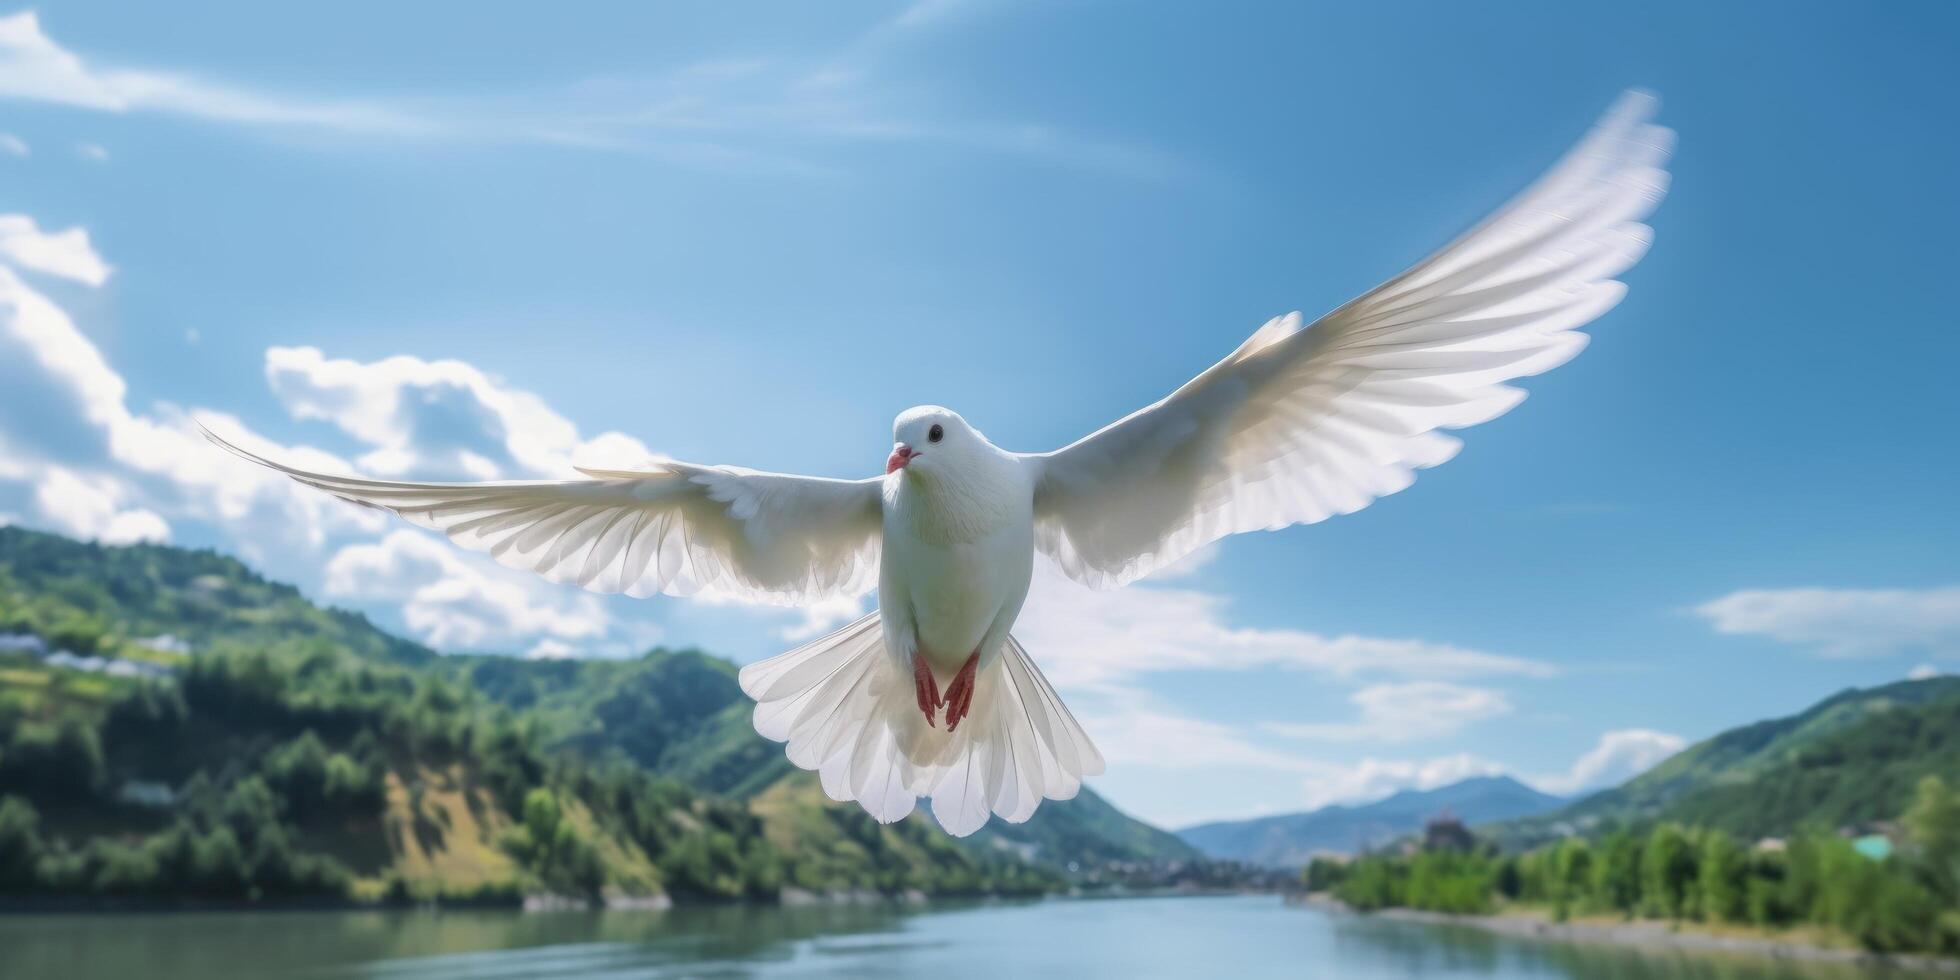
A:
[[0, 526, 1190, 907], [1493, 677, 1960, 848]]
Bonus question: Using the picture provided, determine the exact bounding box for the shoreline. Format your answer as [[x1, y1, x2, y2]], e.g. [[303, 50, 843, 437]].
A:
[[1294, 893, 1960, 974], [0, 883, 1262, 917]]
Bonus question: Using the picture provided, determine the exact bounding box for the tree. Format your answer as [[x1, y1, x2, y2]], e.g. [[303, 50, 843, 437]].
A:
[[0, 796, 42, 891], [1905, 775, 1960, 901], [1641, 824, 1698, 920], [1591, 830, 1643, 915], [1548, 837, 1592, 920], [1697, 830, 1746, 922]]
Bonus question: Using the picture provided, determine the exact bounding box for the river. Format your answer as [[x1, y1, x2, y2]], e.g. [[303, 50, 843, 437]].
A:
[[0, 894, 1938, 978]]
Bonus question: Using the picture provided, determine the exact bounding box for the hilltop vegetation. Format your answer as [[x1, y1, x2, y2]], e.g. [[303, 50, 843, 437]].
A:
[[0, 525, 1193, 907], [1494, 678, 1960, 849]]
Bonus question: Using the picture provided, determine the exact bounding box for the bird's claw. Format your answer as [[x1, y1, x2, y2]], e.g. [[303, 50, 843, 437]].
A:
[[912, 652, 942, 727], [944, 652, 979, 732]]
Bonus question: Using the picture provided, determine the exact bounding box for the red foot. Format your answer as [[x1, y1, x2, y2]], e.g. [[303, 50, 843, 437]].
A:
[[912, 652, 943, 727], [943, 652, 980, 733]]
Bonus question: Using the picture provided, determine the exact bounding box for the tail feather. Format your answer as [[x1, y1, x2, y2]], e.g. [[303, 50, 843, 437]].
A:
[[738, 611, 1102, 836]]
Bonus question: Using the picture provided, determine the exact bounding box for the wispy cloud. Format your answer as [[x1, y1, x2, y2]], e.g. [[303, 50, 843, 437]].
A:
[[0, 12, 427, 133], [0, 7, 1176, 179], [1262, 682, 1513, 743], [1017, 561, 1558, 689], [1695, 585, 1960, 658], [0, 131, 25, 156]]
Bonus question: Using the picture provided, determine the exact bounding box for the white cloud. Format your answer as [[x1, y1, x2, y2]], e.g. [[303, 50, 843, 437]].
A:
[[0, 222, 377, 557], [0, 132, 25, 156], [525, 638, 577, 660], [0, 215, 111, 285], [263, 345, 657, 481], [32, 466, 168, 544], [1910, 663, 1941, 681], [1696, 586, 1960, 658], [1016, 561, 1555, 689], [73, 140, 105, 162], [0, 10, 1173, 180], [1075, 690, 1319, 774], [1283, 728, 1684, 812], [1533, 728, 1685, 797], [1298, 753, 1510, 811], [1263, 682, 1512, 743], [779, 594, 868, 642], [0, 12, 424, 134], [323, 529, 615, 651]]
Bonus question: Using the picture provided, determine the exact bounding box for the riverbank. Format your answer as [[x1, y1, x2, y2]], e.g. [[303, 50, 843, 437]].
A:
[[1295, 893, 1960, 974]]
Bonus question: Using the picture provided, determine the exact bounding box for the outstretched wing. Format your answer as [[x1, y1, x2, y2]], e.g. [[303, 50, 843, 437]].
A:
[[1025, 90, 1672, 588], [204, 427, 883, 605]]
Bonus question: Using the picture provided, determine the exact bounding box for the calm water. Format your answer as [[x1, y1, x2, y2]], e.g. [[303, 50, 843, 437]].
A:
[[0, 894, 1937, 979]]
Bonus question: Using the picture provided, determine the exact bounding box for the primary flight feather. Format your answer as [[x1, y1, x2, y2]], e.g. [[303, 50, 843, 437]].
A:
[[208, 91, 1672, 837]]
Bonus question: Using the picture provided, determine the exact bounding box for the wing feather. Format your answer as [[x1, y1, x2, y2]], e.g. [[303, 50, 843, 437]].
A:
[[202, 426, 883, 606], [1026, 91, 1672, 587]]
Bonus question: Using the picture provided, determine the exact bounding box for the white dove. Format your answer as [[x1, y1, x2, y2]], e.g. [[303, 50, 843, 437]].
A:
[[207, 91, 1671, 837]]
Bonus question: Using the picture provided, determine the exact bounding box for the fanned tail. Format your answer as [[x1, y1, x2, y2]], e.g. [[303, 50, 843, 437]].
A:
[[737, 611, 1104, 837]]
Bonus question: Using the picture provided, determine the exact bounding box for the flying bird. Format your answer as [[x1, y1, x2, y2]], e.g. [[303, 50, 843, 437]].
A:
[[207, 91, 1671, 837]]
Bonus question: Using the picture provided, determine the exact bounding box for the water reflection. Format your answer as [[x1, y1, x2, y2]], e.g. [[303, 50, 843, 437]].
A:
[[0, 895, 1940, 979]]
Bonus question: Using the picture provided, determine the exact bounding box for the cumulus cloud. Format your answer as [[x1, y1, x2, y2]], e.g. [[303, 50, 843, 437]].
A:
[[1533, 728, 1685, 797], [0, 214, 378, 558], [1016, 561, 1555, 689], [264, 345, 652, 481], [0, 214, 109, 285], [1262, 682, 1512, 743], [1909, 664, 1942, 681], [31, 466, 167, 544], [1283, 728, 1685, 811], [1696, 586, 1960, 658], [323, 529, 615, 652]]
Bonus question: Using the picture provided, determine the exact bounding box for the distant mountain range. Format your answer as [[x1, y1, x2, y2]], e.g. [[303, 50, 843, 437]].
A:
[[1176, 775, 1565, 866]]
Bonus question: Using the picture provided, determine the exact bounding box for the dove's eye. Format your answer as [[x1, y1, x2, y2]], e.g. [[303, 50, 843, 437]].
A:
[[928, 424, 944, 443]]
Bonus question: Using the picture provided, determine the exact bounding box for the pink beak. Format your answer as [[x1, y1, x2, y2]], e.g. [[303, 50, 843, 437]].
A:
[[886, 444, 915, 474]]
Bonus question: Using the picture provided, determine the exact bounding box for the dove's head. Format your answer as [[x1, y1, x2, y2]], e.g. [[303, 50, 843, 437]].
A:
[[888, 406, 984, 478]]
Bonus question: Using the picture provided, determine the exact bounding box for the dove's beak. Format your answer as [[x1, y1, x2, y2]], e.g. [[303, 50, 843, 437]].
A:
[[886, 444, 916, 474]]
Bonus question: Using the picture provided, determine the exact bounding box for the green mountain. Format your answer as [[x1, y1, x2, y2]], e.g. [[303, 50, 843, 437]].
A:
[[0, 525, 1187, 907], [0, 526, 433, 666], [446, 638, 1197, 865], [1177, 776, 1565, 866], [1497, 677, 1960, 847]]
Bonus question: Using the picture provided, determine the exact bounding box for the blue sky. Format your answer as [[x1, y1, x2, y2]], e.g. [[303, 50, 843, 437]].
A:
[[0, 1, 1956, 828]]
